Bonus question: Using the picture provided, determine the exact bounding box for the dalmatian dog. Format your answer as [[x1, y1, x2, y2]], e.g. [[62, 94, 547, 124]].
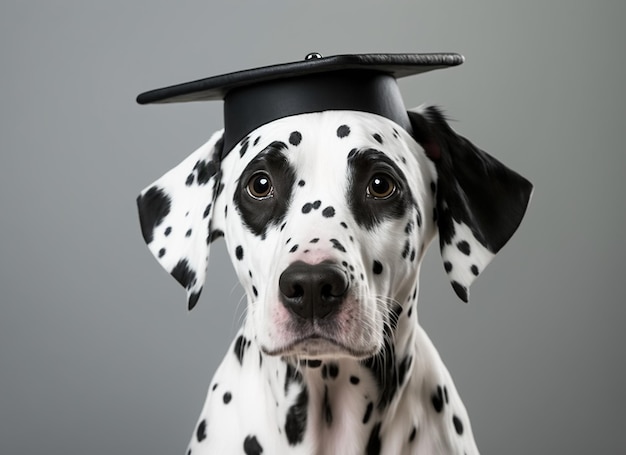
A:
[[137, 106, 532, 454]]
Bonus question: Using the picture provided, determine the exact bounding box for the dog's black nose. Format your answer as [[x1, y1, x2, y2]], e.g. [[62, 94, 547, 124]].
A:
[[279, 261, 349, 320]]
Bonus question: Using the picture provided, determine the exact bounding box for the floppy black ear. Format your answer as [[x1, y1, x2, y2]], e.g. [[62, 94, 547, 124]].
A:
[[408, 106, 533, 302]]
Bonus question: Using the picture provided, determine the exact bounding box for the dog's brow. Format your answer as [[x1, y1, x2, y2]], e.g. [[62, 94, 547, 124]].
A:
[[347, 148, 398, 170]]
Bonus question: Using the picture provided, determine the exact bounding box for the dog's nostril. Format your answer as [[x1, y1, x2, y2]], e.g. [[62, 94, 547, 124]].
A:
[[291, 284, 304, 299]]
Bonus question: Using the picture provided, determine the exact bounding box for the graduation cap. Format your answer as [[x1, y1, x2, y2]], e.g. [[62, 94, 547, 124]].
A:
[[136, 52, 464, 155]]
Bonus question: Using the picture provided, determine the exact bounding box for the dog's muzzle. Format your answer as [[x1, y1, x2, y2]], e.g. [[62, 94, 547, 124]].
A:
[[279, 261, 349, 320]]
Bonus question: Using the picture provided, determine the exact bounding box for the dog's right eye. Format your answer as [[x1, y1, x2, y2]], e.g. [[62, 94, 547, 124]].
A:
[[246, 172, 274, 200]]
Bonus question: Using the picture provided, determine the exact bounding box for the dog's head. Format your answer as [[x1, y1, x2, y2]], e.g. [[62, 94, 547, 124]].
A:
[[137, 106, 532, 359]]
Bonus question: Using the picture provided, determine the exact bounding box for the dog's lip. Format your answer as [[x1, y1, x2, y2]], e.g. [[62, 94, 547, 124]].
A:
[[260, 335, 376, 359]]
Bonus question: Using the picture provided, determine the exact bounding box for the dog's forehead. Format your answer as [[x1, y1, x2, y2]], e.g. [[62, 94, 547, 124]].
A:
[[229, 111, 411, 171]]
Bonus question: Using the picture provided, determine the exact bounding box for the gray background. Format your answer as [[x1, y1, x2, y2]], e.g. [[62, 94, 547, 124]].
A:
[[1, 1, 624, 454]]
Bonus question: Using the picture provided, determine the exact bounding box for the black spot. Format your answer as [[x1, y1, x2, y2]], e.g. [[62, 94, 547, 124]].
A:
[[471, 264, 479, 276], [254, 136, 261, 146], [137, 187, 171, 244], [234, 335, 247, 365], [216, 182, 225, 197], [239, 140, 249, 157], [347, 148, 412, 230], [340, 222, 348, 229], [405, 221, 414, 234], [195, 160, 218, 184], [289, 131, 302, 146], [363, 401, 374, 424], [235, 245, 244, 260], [347, 148, 358, 159], [280, 222, 287, 231], [307, 359, 322, 368], [202, 204, 212, 219], [298, 180, 305, 187], [158, 248, 166, 258], [196, 419, 207, 442], [233, 141, 295, 237], [323, 385, 332, 426], [171, 259, 196, 289], [337, 124, 350, 138], [444, 386, 449, 404], [373, 133, 383, 144], [285, 386, 308, 445], [188, 290, 201, 311], [284, 363, 303, 394], [328, 363, 339, 379], [243, 435, 263, 455], [451, 281, 468, 303], [252, 286, 258, 297], [409, 426, 417, 443], [430, 181, 437, 194], [186, 229, 192, 237], [212, 383, 218, 391], [444, 261, 453, 273], [289, 244, 299, 253], [407, 305, 413, 317], [416, 207, 422, 228], [453, 415, 464, 435], [322, 206, 335, 218], [402, 240, 410, 259], [164, 226, 172, 236], [313, 200, 321, 209], [321, 364, 328, 379], [330, 238, 346, 252], [310, 238, 319, 243], [431, 386, 444, 413], [362, 303, 403, 409], [457, 240, 471, 255], [398, 355, 411, 387], [223, 392, 232, 404], [207, 229, 224, 244], [302, 203, 313, 214], [186, 173, 194, 186], [410, 249, 416, 262], [373, 260, 383, 275], [366, 422, 382, 455], [350, 375, 360, 385]]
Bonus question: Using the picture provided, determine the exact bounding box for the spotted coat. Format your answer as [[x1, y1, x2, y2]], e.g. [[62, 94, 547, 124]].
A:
[[137, 107, 533, 454]]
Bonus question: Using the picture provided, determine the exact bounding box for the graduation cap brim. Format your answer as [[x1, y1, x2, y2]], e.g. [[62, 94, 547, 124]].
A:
[[137, 53, 464, 155]]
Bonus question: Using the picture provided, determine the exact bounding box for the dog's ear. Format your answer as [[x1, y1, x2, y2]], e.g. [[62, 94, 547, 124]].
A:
[[408, 106, 533, 302], [137, 130, 225, 310]]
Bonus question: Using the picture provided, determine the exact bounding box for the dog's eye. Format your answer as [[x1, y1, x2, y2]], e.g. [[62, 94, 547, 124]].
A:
[[246, 172, 274, 200], [367, 174, 396, 199]]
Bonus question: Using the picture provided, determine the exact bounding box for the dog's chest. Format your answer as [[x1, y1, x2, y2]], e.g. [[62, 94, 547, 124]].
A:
[[187, 326, 478, 455]]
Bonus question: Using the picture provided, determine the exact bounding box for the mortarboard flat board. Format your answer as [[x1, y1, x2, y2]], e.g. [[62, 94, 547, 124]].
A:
[[136, 52, 464, 155]]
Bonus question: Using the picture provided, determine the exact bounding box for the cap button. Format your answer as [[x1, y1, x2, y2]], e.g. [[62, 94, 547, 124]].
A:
[[305, 52, 323, 60]]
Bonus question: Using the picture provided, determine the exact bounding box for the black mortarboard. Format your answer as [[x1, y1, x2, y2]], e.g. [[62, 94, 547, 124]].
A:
[[136, 52, 464, 156]]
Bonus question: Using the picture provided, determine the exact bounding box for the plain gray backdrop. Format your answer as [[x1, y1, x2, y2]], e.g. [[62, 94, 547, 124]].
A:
[[1, 1, 624, 454]]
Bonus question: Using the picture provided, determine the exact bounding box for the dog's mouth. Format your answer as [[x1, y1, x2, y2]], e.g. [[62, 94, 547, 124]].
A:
[[261, 335, 376, 360]]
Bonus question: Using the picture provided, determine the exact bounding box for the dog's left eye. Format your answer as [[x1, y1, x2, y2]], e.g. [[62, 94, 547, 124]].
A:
[[246, 172, 274, 200], [367, 174, 396, 199]]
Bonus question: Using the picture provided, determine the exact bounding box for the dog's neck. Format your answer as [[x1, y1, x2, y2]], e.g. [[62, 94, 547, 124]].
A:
[[247, 277, 422, 452]]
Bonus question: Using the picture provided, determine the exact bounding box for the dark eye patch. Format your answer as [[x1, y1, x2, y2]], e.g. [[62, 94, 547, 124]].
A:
[[347, 148, 412, 230], [233, 141, 296, 237]]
